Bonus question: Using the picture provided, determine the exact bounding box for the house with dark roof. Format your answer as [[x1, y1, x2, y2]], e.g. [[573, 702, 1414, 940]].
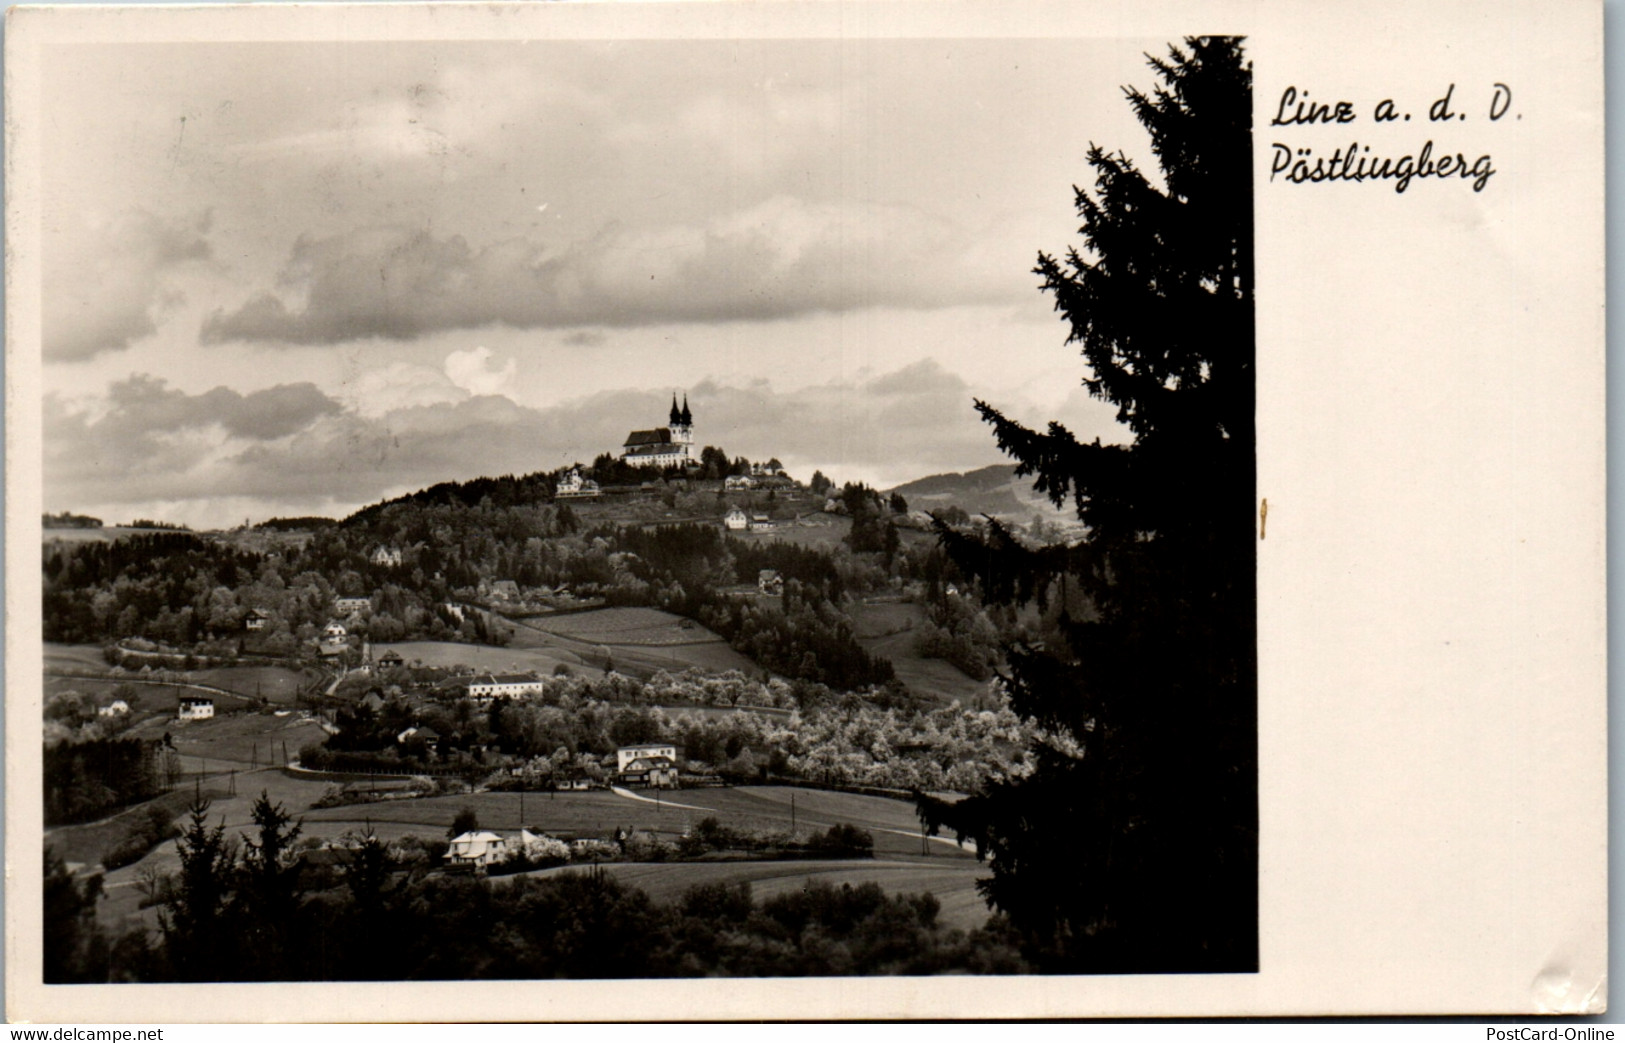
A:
[[621, 394, 695, 468], [758, 569, 784, 596], [465, 673, 546, 702]]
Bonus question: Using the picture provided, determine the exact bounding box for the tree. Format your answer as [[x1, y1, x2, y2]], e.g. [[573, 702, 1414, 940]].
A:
[[44, 848, 109, 982], [160, 799, 237, 980], [889, 491, 909, 514], [449, 807, 480, 839], [922, 38, 1255, 973], [234, 791, 304, 980]]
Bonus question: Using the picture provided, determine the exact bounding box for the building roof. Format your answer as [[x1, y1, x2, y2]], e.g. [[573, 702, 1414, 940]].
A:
[[623, 427, 674, 448], [179, 695, 213, 705], [469, 673, 541, 686], [623, 756, 676, 772], [619, 742, 675, 752]]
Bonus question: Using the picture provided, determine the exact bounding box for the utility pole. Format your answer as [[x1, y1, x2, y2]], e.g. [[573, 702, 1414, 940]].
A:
[[791, 790, 796, 835]]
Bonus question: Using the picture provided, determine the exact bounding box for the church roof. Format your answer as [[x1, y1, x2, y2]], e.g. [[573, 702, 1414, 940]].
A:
[[624, 427, 674, 448], [680, 394, 692, 425], [669, 394, 682, 425]]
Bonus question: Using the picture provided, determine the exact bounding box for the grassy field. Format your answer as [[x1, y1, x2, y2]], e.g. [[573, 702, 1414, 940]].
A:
[[847, 602, 990, 706], [527, 859, 991, 931], [504, 612, 761, 679], [300, 784, 966, 861], [188, 665, 308, 704], [45, 643, 111, 672], [374, 639, 586, 676], [523, 606, 719, 647]]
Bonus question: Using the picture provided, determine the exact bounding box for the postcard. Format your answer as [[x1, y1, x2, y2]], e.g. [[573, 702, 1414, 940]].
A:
[[5, 0, 1605, 1021]]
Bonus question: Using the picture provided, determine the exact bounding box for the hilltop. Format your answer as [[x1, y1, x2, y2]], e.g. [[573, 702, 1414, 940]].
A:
[[888, 464, 1074, 526]]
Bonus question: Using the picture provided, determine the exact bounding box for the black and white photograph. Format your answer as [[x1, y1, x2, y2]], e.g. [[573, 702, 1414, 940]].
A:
[[6, 0, 1605, 1022]]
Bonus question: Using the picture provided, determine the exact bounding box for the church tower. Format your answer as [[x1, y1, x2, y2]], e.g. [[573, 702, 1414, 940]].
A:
[[670, 392, 694, 450]]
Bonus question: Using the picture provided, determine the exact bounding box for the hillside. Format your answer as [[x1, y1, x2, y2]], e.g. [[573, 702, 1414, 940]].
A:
[[889, 464, 1074, 524]]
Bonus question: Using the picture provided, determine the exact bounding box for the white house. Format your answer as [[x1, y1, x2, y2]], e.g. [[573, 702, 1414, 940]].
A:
[[465, 673, 546, 701], [621, 395, 695, 468], [323, 621, 348, 640], [244, 608, 270, 631], [749, 513, 774, 531], [724, 475, 755, 491], [556, 467, 602, 499], [616, 743, 679, 774], [371, 546, 403, 567], [724, 507, 749, 531], [177, 696, 214, 721], [333, 596, 371, 616], [445, 831, 508, 868], [98, 699, 130, 717]]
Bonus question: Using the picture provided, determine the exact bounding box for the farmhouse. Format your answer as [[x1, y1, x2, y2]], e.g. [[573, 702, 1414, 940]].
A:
[[616, 743, 679, 774], [397, 725, 440, 752], [724, 475, 755, 491], [323, 621, 348, 640], [485, 579, 521, 602], [621, 394, 695, 468], [724, 507, 749, 530], [749, 513, 775, 531], [177, 696, 214, 721], [445, 831, 508, 868], [376, 649, 404, 668], [465, 673, 546, 702], [371, 546, 402, 567], [758, 569, 784, 596], [244, 608, 269, 631], [333, 596, 371, 616], [616, 744, 681, 789]]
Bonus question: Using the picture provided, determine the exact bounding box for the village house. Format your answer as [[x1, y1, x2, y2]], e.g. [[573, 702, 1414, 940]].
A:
[[758, 569, 784, 596], [485, 579, 521, 602], [177, 696, 214, 721], [621, 394, 695, 468], [723, 507, 749, 530], [724, 474, 755, 492], [465, 673, 546, 702], [397, 724, 440, 752], [615, 743, 681, 789], [376, 649, 404, 668], [333, 596, 371, 617], [555, 467, 601, 499], [323, 621, 348, 640], [445, 831, 508, 868], [98, 699, 130, 717], [370, 546, 403, 568], [244, 608, 270, 632], [749, 513, 774, 531]]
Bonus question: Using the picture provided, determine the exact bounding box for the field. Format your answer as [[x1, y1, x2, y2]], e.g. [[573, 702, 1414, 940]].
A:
[[848, 602, 990, 706], [503, 609, 762, 678], [524, 606, 720, 646], [527, 859, 991, 931], [373, 638, 586, 676]]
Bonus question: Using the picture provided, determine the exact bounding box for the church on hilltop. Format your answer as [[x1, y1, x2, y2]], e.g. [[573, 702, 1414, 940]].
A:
[[621, 394, 695, 468]]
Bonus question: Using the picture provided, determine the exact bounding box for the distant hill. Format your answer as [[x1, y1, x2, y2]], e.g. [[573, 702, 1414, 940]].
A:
[[888, 464, 1073, 523]]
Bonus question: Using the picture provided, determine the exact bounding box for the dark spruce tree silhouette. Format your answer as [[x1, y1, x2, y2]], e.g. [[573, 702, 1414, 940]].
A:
[[918, 37, 1255, 973]]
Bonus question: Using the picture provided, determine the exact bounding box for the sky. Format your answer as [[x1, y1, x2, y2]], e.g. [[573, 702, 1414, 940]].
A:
[[39, 35, 1159, 528]]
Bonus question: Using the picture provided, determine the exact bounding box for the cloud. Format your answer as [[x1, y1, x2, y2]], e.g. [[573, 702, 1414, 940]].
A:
[[199, 196, 1017, 346], [444, 346, 516, 397], [47, 358, 1119, 527], [45, 210, 213, 361]]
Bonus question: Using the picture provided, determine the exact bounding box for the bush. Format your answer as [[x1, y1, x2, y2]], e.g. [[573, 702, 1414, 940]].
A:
[[102, 804, 178, 870], [805, 823, 874, 858]]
